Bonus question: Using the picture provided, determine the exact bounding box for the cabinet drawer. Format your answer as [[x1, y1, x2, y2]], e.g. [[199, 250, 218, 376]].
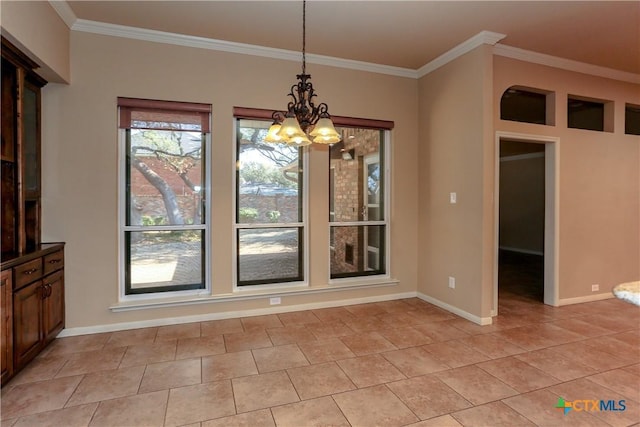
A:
[[13, 259, 43, 290], [43, 250, 64, 275]]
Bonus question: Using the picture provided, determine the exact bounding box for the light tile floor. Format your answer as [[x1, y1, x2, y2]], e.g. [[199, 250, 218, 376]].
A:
[[1, 294, 639, 426]]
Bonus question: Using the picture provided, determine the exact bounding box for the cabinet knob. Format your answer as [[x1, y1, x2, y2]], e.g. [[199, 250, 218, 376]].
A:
[[23, 268, 39, 275], [41, 283, 52, 298], [48, 259, 62, 264]]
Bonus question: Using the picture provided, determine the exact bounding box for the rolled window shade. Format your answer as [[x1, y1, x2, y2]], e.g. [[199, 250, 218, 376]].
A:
[[118, 97, 211, 132]]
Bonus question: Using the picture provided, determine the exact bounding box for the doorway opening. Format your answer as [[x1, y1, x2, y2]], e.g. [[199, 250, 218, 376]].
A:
[[493, 132, 559, 315], [499, 140, 545, 303]]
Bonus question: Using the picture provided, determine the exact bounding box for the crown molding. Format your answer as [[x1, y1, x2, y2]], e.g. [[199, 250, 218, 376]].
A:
[[417, 30, 506, 78], [71, 19, 417, 79], [494, 44, 640, 85], [48, 0, 76, 28], [66, 16, 639, 84]]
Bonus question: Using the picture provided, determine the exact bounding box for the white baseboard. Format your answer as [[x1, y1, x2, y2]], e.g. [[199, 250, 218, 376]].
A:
[[558, 292, 613, 306], [416, 292, 492, 325], [57, 291, 418, 337]]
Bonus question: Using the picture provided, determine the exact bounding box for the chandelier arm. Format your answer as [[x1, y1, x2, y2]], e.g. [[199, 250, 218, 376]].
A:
[[271, 111, 286, 123], [286, 83, 300, 116], [315, 103, 330, 122]]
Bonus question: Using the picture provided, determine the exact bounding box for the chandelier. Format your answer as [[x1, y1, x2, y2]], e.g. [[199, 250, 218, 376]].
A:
[[264, 0, 341, 146]]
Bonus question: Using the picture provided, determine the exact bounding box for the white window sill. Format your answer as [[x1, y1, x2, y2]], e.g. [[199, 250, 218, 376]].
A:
[[110, 278, 399, 312]]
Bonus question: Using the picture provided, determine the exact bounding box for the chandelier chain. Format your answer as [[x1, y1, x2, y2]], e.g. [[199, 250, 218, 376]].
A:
[[265, 0, 340, 145], [302, 0, 306, 75]]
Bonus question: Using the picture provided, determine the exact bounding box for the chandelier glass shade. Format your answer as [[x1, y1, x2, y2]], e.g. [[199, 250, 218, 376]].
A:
[[264, 1, 341, 146]]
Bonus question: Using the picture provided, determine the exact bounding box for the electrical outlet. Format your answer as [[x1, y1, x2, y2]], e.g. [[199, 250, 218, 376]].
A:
[[591, 284, 599, 292], [450, 192, 457, 204], [448, 276, 456, 289], [270, 297, 281, 305]]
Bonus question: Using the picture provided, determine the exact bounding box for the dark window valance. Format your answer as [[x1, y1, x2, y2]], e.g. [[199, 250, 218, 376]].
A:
[[119, 97, 211, 132]]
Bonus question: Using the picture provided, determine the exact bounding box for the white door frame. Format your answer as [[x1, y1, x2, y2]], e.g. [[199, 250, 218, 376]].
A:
[[493, 131, 560, 315]]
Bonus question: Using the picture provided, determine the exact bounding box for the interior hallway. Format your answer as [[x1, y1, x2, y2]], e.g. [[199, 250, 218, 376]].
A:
[[1, 291, 638, 426]]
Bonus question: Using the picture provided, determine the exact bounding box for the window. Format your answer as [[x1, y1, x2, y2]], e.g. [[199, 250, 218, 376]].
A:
[[235, 117, 305, 286], [500, 87, 551, 125], [567, 96, 611, 132], [626, 104, 640, 136], [118, 98, 210, 296], [329, 127, 389, 279]]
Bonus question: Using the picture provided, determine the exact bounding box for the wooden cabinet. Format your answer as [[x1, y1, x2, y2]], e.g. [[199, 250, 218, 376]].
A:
[[2, 244, 65, 383], [1, 270, 13, 384], [13, 279, 43, 369], [1, 36, 45, 255], [42, 269, 65, 343], [1, 38, 65, 386]]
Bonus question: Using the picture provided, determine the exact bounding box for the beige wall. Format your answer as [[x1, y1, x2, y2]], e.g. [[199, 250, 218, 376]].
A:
[[41, 32, 419, 329], [417, 47, 639, 317], [417, 45, 495, 320], [494, 56, 640, 300], [499, 154, 545, 253], [0, 0, 70, 83]]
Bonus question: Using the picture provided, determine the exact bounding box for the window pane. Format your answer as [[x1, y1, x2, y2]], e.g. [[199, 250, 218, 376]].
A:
[[500, 88, 547, 125], [127, 129, 204, 226], [237, 227, 303, 285], [329, 129, 383, 222], [625, 104, 640, 135], [330, 225, 385, 278], [126, 230, 204, 293], [567, 97, 605, 131], [237, 120, 302, 224]]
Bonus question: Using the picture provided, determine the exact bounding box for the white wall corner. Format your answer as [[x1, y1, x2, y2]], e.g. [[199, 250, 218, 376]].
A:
[[417, 30, 506, 78], [48, 0, 77, 28]]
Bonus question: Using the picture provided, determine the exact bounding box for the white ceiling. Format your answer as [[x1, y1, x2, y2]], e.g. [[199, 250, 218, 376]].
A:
[[66, 1, 639, 75]]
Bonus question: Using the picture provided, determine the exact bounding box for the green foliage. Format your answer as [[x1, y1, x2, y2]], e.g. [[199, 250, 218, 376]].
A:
[[266, 210, 281, 222], [239, 161, 295, 188], [142, 215, 167, 226], [239, 207, 259, 221]]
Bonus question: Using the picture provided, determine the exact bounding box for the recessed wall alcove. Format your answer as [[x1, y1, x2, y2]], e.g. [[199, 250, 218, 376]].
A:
[[500, 86, 555, 126]]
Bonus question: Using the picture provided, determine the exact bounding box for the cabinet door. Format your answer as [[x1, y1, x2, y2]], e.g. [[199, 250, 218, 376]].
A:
[[13, 280, 43, 369], [1, 270, 13, 385], [42, 271, 64, 343]]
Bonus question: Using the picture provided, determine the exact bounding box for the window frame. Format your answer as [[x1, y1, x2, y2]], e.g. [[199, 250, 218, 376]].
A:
[[232, 112, 309, 290], [117, 97, 212, 301], [625, 103, 640, 136]]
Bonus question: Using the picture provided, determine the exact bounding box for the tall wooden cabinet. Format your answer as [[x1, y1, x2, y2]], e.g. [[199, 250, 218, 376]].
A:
[[1, 37, 65, 386], [2, 38, 45, 255]]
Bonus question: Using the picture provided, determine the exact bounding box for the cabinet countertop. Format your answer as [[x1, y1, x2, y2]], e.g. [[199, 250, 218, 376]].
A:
[[1, 243, 65, 270]]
